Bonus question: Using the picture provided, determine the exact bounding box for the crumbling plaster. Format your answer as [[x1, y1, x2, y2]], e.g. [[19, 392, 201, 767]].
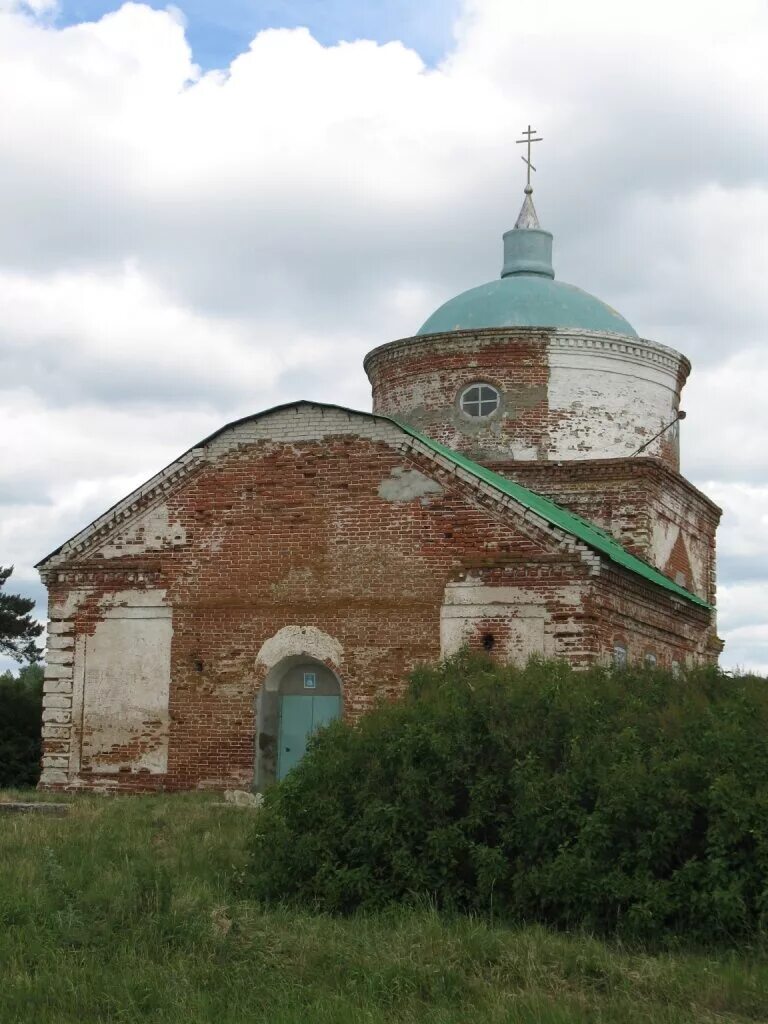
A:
[[440, 578, 587, 663], [95, 504, 186, 558], [256, 625, 344, 672], [76, 609, 172, 775], [40, 588, 172, 788], [36, 399, 718, 794], [366, 328, 688, 469], [378, 465, 444, 503]]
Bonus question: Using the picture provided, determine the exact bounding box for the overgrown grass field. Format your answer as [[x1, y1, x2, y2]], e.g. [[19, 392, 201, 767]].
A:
[[1, 791, 767, 1023]]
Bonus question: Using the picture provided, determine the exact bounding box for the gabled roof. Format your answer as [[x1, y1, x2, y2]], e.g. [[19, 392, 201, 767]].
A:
[[35, 400, 710, 609], [389, 419, 710, 609]]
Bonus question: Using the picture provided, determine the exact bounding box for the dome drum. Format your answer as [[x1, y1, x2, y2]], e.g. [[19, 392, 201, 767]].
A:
[[501, 227, 555, 279], [365, 327, 689, 471]]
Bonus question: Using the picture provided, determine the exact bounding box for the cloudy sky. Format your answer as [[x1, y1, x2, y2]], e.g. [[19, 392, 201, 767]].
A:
[[1, 0, 767, 673]]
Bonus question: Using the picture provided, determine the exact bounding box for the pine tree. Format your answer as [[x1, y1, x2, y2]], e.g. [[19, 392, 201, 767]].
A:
[[0, 663, 43, 787], [0, 566, 43, 663]]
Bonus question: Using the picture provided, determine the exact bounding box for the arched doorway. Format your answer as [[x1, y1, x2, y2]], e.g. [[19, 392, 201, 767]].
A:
[[254, 655, 342, 789], [276, 661, 342, 780]]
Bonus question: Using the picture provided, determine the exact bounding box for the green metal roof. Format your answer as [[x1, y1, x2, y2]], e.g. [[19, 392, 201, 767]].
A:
[[416, 192, 637, 338], [416, 274, 638, 337], [36, 397, 708, 611], [390, 417, 710, 610]]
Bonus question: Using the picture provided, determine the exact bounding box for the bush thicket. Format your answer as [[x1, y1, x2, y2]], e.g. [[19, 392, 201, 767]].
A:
[[245, 655, 768, 941], [0, 662, 43, 787]]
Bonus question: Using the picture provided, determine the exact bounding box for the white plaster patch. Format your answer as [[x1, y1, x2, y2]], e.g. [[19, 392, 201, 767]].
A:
[[69, 591, 172, 776], [547, 335, 684, 462], [651, 520, 680, 572], [50, 589, 90, 619], [205, 525, 226, 554], [95, 504, 186, 559], [652, 523, 706, 597], [441, 605, 547, 664], [99, 589, 168, 611], [440, 579, 584, 662], [256, 625, 343, 670], [378, 465, 444, 503]]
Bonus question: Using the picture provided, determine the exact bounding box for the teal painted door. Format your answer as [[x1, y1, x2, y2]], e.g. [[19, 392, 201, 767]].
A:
[[277, 694, 341, 780]]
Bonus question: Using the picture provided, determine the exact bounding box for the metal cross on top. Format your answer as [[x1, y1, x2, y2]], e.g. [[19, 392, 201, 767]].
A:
[[516, 124, 543, 192]]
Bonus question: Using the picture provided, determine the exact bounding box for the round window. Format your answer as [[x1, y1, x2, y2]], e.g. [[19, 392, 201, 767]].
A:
[[459, 383, 501, 418]]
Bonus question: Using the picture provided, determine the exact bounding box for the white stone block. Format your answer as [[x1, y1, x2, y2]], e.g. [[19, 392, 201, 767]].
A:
[[42, 754, 70, 769], [42, 725, 71, 739], [42, 708, 71, 724], [43, 693, 72, 709], [48, 622, 74, 635], [44, 664, 72, 679], [44, 679, 73, 694], [46, 650, 74, 666], [47, 636, 74, 651], [39, 768, 69, 785]]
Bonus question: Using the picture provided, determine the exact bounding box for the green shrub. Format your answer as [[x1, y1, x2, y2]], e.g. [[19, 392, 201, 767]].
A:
[[0, 662, 43, 787], [244, 655, 768, 941]]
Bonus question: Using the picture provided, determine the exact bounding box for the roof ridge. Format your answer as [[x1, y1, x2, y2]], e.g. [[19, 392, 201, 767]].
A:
[[35, 397, 710, 611], [389, 417, 710, 610]]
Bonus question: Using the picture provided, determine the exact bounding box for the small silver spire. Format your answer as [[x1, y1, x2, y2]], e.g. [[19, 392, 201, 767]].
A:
[[514, 191, 541, 229]]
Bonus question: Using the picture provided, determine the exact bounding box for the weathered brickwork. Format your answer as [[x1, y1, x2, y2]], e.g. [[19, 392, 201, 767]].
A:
[[590, 566, 718, 667], [366, 330, 550, 461], [365, 328, 689, 471], [37, 405, 716, 793], [486, 458, 721, 604]]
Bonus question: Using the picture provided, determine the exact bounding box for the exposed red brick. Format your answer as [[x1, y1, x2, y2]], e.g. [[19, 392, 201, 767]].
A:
[[39, 422, 717, 794]]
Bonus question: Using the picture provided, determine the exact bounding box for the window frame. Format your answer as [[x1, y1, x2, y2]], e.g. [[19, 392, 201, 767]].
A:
[[458, 382, 501, 420], [612, 643, 628, 668]]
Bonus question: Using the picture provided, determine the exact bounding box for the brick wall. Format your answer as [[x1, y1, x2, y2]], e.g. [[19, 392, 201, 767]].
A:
[[38, 408, 717, 793], [365, 327, 689, 470], [590, 566, 718, 667], [487, 458, 720, 604]]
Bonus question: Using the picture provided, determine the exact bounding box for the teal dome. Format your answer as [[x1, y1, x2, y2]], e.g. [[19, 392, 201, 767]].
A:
[[417, 190, 637, 338], [417, 274, 637, 337]]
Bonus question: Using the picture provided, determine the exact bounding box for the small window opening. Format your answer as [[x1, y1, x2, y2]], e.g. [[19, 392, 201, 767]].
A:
[[612, 643, 627, 668], [482, 633, 496, 652], [193, 659, 204, 673], [645, 653, 657, 668], [460, 383, 501, 418]]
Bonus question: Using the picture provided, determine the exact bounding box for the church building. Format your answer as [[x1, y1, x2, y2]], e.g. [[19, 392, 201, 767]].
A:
[[37, 166, 721, 792]]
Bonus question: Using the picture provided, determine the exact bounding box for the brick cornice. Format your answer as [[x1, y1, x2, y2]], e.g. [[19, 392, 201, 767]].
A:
[[364, 327, 690, 382], [43, 566, 165, 587], [487, 457, 722, 521], [598, 561, 712, 625], [37, 451, 203, 570]]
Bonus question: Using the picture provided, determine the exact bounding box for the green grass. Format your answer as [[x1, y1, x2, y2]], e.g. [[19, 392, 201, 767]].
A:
[[1, 790, 767, 1023]]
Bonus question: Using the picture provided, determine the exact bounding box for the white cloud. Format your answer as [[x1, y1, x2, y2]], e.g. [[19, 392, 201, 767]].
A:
[[0, 0, 57, 14], [0, 0, 767, 672], [0, 265, 285, 401], [716, 582, 768, 675]]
